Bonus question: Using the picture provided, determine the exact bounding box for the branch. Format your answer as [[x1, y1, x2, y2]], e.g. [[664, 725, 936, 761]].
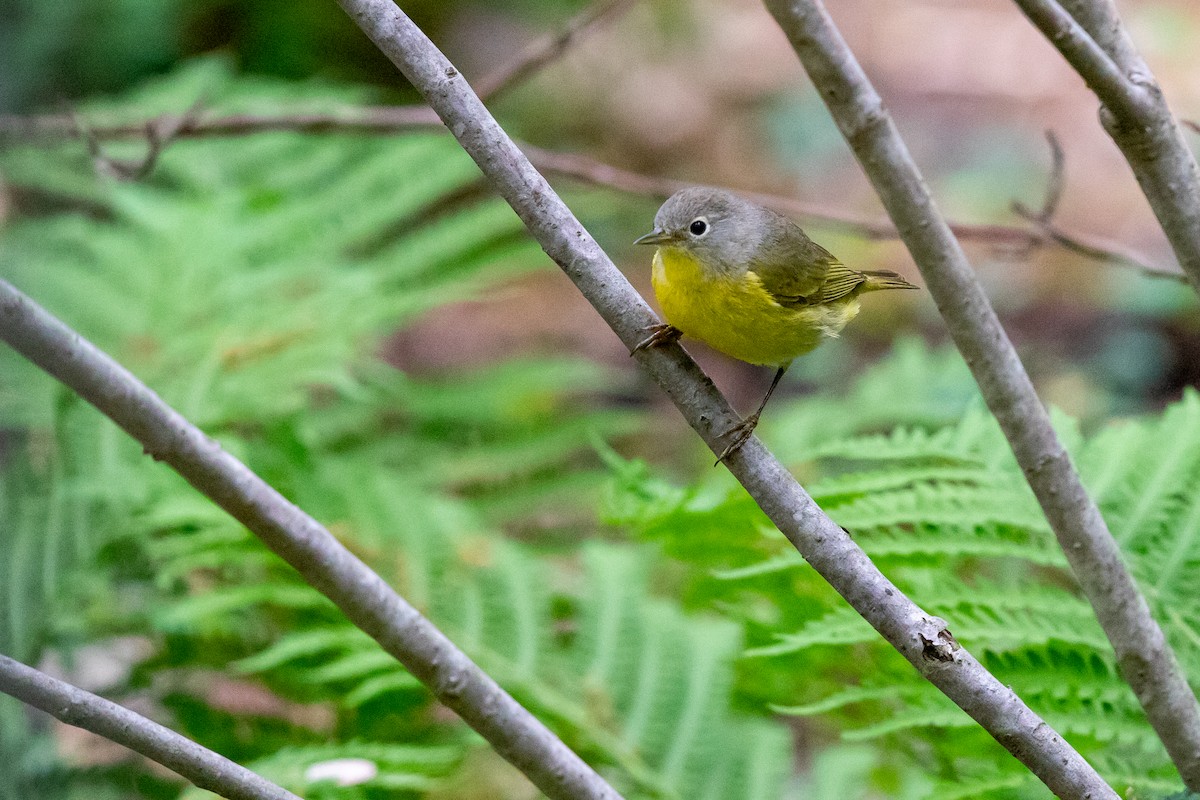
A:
[[1011, 0, 1146, 120], [1010, 131, 1187, 283], [763, 0, 1200, 791], [1012, 130, 1066, 224], [0, 283, 621, 800], [72, 97, 206, 181], [0, 109, 1184, 283], [1013, 0, 1200, 295], [331, 1, 1117, 797], [0, 106, 440, 139], [0, 654, 301, 800], [474, 0, 637, 103]]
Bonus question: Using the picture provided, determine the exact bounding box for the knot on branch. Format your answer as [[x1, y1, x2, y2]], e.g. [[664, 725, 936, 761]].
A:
[[919, 627, 960, 664], [841, 100, 890, 150]]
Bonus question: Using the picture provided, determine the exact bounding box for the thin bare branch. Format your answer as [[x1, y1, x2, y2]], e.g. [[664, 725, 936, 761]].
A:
[[71, 97, 206, 181], [764, 0, 1200, 791], [1014, 130, 1066, 223], [475, 0, 638, 102], [0, 282, 622, 800], [1010, 131, 1187, 283], [0, 106, 440, 140], [331, 1, 1117, 797], [0, 654, 301, 800], [1014, 211, 1187, 283], [1015, 0, 1200, 298], [0, 108, 1183, 282]]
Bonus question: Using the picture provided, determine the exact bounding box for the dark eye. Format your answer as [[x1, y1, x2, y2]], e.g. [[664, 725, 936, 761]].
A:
[[689, 218, 708, 236]]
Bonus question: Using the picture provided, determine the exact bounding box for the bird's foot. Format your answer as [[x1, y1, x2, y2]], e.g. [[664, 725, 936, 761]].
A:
[[631, 323, 682, 355], [715, 413, 761, 465]]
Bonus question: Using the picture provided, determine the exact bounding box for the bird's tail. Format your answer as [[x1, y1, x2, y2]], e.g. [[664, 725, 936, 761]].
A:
[[860, 270, 920, 293]]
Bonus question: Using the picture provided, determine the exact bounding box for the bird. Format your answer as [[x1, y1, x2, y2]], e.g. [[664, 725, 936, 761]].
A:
[[633, 186, 918, 462]]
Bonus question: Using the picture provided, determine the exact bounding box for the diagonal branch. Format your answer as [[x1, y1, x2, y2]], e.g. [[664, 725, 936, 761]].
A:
[[331, 1, 1116, 797], [1014, 0, 1200, 295], [0, 282, 622, 800], [0, 108, 1184, 282], [1011, 0, 1146, 120], [763, 0, 1200, 790], [0, 654, 301, 800]]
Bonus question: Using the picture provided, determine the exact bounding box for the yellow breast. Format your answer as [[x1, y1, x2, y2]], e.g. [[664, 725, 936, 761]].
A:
[[651, 247, 859, 367]]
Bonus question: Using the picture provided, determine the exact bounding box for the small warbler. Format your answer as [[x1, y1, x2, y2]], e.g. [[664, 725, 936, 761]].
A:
[[634, 187, 918, 462]]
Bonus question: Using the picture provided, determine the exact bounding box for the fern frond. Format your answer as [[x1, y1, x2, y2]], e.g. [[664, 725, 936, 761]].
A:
[[809, 425, 982, 464], [749, 578, 1104, 658], [829, 482, 1046, 535], [841, 701, 974, 741], [855, 522, 1067, 567], [307, 650, 401, 685], [343, 672, 425, 708], [711, 552, 805, 581], [151, 584, 333, 635], [233, 628, 374, 675], [1084, 391, 1200, 554], [808, 463, 996, 501], [771, 684, 911, 716]]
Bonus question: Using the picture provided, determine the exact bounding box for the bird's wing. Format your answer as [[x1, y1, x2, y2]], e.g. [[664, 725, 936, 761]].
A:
[[808, 262, 870, 304], [748, 221, 865, 307]]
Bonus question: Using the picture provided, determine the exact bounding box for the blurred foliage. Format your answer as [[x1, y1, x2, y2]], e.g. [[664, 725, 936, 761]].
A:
[[604, 346, 1200, 799], [0, 0, 591, 113], [0, 64, 790, 800]]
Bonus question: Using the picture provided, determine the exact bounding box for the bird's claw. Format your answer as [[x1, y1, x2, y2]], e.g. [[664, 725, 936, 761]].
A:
[[631, 323, 682, 355], [715, 414, 761, 466]]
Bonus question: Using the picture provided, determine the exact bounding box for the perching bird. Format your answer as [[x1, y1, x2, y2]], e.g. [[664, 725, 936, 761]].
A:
[[634, 187, 918, 462]]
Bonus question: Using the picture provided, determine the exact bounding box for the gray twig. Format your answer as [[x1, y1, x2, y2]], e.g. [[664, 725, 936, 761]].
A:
[[1014, 130, 1066, 223], [475, 0, 638, 102], [1014, 0, 1200, 296], [331, 1, 1116, 797], [0, 108, 1182, 282], [0, 654, 301, 800], [0, 282, 622, 800], [71, 97, 206, 181], [764, 0, 1200, 791], [1010, 132, 1186, 283]]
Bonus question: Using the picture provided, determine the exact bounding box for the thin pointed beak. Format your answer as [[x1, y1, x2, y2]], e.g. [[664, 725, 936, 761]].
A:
[[633, 228, 674, 246]]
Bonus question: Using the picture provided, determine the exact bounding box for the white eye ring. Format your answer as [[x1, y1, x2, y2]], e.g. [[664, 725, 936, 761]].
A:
[[689, 217, 709, 237]]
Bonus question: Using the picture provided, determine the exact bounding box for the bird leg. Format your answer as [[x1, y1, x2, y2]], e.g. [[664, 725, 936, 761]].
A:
[[716, 365, 788, 464], [631, 323, 682, 354]]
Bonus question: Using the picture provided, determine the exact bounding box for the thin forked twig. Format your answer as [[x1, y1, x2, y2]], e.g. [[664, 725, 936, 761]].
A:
[[1012, 130, 1066, 224], [765, 0, 1200, 792], [1009, 131, 1187, 283], [71, 97, 207, 181], [332, 0, 1117, 797], [475, 0, 638, 102], [0, 654, 301, 800]]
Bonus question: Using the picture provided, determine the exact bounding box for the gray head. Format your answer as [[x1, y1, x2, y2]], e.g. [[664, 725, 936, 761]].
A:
[[634, 187, 780, 276]]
